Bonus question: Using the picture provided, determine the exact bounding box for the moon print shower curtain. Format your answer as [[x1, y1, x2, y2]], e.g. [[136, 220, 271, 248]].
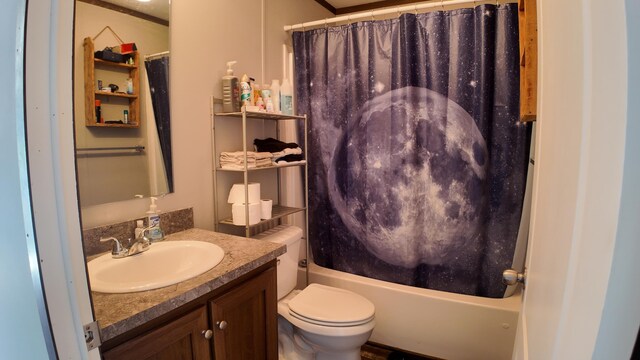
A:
[[293, 4, 531, 298]]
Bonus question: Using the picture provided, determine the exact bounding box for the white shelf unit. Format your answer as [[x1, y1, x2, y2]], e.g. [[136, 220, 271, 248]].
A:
[[211, 104, 308, 240]]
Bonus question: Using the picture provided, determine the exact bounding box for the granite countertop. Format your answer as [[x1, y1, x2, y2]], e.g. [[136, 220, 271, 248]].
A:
[[91, 228, 285, 342]]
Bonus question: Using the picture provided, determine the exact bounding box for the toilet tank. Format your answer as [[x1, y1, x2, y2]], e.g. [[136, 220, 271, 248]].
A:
[[253, 225, 302, 300]]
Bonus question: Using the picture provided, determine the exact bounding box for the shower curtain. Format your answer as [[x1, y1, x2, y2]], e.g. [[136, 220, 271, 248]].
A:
[[145, 56, 173, 192], [293, 4, 530, 298]]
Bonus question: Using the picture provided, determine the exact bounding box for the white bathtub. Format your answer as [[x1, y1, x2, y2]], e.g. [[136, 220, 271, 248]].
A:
[[298, 263, 521, 360]]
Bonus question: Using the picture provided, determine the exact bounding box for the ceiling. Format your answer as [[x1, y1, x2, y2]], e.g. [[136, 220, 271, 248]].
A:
[[317, 0, 424, 15], [91, 0, 423, 22], [98, 0, 170, 22]]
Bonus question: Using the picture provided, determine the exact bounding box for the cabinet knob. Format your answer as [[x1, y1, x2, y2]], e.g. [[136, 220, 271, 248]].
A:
[[202, 329, 213, 340], [216, 320, 228, 330]]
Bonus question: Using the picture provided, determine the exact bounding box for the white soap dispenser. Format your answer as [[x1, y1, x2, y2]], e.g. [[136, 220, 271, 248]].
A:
[[146, 197, 164, 241]]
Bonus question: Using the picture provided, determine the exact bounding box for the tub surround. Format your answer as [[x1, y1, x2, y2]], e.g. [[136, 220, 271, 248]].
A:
[[82, 207, 194, 256], [91, 228, 285, 342]]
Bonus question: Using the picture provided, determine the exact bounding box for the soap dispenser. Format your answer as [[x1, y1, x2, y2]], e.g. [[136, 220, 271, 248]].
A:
[[222, 61, 239, 112], [146, 197, 164, 242]]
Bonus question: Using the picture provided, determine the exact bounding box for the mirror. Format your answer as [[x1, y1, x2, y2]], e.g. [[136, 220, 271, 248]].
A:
[[73, 0, 172, 207]]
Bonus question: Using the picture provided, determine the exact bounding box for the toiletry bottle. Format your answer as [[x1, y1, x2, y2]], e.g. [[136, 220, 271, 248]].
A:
[[270, 79, 280, 113], [240, 74, 252, 109], [146, 197, 164, 241], [222, 61, 240, 112], [95, 100, 101, 123], [249, 77, 257, 106], [266, 97, 274, 112], [134, 219, 145, 239], [126, 78, 133, 94], [123, 110, 129, 124], [280, 78, 293, 115], [256, 96, 265, 111]]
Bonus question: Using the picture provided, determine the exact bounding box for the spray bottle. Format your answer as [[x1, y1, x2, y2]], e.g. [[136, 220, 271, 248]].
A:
[[240, 74, 252, 109]]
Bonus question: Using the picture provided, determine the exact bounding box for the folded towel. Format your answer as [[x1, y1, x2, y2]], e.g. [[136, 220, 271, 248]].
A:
[[271, 147, 303, 158], [275, 159, 307, 166], [274, 154, 305, 163], [220, 151, 275, 169]]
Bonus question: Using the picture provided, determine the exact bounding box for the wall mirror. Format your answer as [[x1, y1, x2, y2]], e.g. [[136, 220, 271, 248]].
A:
[[73, 0, 172, 208]]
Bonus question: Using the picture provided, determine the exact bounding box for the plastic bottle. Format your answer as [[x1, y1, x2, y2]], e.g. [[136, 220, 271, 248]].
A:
[[280, 78, 293, 115], [126, 78, 133, 94], [270, 80, 280, 113], [265, 97, 274, 112], [123, 110, 129, 124], [95, 100, 101, 123], [222, 61, 239, 112], [146, 197, 164, 241], [134, 219, 145, 239], [240, 74, 252, 109], [256, 96, 265, 111]]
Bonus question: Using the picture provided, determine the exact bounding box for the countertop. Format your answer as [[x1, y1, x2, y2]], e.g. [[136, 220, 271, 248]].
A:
[[91, 228, 285, 342]]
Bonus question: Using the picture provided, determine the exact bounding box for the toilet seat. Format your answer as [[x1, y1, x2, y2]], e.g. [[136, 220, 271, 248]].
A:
[[288, 284, 375, 327]]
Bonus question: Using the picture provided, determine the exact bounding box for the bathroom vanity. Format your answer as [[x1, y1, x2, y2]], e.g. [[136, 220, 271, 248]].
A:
[[91, 228, 285, 359]]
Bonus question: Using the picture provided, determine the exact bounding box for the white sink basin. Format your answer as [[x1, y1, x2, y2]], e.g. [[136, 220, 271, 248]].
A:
[[88, 241, 225, 293]]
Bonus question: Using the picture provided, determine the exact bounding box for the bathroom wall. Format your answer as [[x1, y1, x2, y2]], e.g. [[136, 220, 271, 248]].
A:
[[74, 2, 169, 206], [80, 0, 332, 229]]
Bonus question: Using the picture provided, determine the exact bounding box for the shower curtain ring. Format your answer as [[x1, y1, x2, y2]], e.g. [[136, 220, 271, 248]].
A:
[[414, 5, 418, 15], [325, 18, 328, 28], [441, 0, 445, 11], [370, 11, 375, 21]]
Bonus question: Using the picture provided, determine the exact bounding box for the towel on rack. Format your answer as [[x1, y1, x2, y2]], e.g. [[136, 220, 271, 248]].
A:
[[220, 151, 273, 169]]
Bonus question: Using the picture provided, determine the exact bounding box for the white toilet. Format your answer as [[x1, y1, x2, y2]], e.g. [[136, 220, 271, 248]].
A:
[[255, 225, 375, 360]]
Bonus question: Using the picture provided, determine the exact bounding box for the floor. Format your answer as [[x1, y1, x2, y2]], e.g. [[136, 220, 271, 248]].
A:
[[361, 343, 438, 360]]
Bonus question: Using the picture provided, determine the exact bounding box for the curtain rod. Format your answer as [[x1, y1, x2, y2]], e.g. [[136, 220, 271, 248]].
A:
[[144, 51, 170, 60], [284, 0, 517, 31]]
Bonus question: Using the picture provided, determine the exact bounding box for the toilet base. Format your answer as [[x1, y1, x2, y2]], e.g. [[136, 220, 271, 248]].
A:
[[277, 315, 373, 360]]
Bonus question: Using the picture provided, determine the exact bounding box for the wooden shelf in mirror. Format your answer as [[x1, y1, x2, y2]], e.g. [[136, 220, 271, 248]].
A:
[[84, 37, 140, 128]]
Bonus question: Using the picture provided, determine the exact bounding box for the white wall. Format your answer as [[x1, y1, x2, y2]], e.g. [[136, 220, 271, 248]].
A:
[[592, 1, 640, 358], [81, 0, 331, 229], [0, 0, 54, 358]]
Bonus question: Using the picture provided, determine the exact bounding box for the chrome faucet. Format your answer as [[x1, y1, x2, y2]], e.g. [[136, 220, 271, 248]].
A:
[[100, 226, 154, 259]]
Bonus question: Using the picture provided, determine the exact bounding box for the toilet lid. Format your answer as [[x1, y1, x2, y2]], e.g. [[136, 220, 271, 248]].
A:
[[288, 284, 374, 327]]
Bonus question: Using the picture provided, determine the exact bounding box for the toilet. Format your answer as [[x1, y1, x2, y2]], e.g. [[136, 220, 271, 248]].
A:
[[255, 225, 375, 360]]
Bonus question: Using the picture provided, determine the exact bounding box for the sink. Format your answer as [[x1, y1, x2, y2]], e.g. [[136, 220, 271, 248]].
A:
[[88, 241, 225, 293]]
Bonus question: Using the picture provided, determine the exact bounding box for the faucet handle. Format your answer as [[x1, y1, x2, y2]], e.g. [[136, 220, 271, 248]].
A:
[[100, 237, 127, 258]]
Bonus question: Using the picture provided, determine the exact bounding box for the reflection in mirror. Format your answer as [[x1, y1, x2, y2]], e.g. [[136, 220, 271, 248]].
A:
[[74, 0, 172, 207]]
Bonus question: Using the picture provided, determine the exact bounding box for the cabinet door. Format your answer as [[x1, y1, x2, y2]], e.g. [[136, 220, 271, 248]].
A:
[[102, 306, 211, 360], [210, 267, 278, 360]]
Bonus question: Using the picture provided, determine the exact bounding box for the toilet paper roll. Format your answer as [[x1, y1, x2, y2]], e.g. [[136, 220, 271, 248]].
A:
[[260, 199, 273, 219], [227, 183, 260, 204], [232, 202, 261, 226]]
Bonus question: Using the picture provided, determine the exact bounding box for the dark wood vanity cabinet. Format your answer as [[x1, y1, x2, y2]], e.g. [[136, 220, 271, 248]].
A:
[[210, 266, 278, 359], [102, 306, 210, 360], [100, 263, 278, 360]]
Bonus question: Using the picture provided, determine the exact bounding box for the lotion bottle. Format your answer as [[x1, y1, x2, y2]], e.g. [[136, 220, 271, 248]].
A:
[[270, 79, 280, 113], [134, 219, 145, 239], [222, 61, 239, 112]]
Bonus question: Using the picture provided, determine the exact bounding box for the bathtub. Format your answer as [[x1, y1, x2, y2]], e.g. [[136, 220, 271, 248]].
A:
[[298, 263, 521, 360]]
